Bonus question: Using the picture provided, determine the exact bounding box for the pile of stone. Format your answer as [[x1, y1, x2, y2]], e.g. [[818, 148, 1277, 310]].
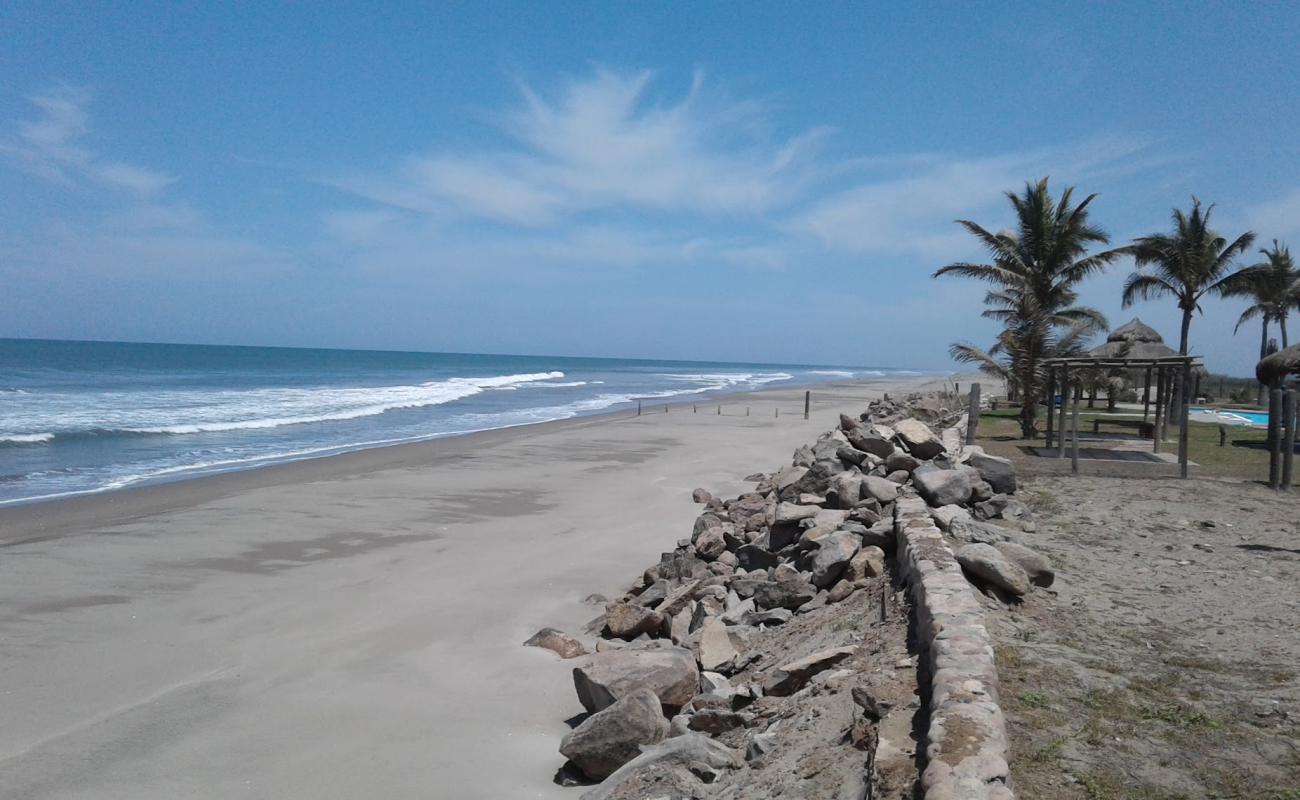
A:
[[526, 397, 1044, 798]]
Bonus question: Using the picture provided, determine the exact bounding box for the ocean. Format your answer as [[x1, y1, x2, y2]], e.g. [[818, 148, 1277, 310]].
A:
[[0, 338, 913, 506]]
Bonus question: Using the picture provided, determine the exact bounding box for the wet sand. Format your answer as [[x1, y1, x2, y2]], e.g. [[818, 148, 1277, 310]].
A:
[[0, 375, 955, 799]]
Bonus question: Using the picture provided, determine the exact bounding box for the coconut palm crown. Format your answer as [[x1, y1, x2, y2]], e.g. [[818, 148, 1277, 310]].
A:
[[935, 177, 1123, 438], [1230, 239, 1300, 352], [1120, 198, 1257, 355]]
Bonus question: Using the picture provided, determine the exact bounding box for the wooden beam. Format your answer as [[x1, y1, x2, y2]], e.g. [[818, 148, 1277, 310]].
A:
[[1178, 360, 1191, 478]]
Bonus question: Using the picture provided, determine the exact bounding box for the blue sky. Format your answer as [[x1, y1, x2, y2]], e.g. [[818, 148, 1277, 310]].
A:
[[2, 2, 1298, 374]]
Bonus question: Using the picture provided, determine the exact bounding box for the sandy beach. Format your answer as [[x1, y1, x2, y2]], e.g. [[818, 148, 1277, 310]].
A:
[[0, 374, 955, 799]]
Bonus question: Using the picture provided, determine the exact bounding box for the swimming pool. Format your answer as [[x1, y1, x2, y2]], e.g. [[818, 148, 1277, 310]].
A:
[[1191, 407, 1269, 426]]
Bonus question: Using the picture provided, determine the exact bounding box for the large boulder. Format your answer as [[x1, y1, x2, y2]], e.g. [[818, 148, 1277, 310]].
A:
[[884, 449, 920, 473], [894, 418, 944, 459], [560, 687, 669, 780], [573, 648, 700, 713], [735, 543, 778, 571], [844, 545, 885, 582], [810, 531, 861, 588], [697, 617, 739, 672], [523, 628, 587, 659], [762, 646, 857, 696], [956, 543, 1030, 597], [605, 604, 667, 640], [861, 475, 900, 503], [847, 427, 895, 458], [994, 541, 1055, 587], [579, 734, 742, 800], [774, 502, 819, 525], [753, 576, 817, 611], [967, 451, 1017, 494], [912, 466, 973, 507]]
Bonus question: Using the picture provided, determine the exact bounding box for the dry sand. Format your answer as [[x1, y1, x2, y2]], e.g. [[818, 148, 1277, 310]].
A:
[[0, 375, 955, 800]]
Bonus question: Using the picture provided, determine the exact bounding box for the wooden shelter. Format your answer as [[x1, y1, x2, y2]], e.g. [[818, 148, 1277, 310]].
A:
[[1041, 354, 1202, 478]]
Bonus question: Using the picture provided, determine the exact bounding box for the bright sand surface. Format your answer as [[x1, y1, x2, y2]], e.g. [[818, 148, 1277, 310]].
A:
[[0, 375, 957, 799]]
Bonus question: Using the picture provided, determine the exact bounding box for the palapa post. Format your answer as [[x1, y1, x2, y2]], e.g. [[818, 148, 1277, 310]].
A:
[[1044, 368, 1055, 448], [965, 383, 980, 445], [1070, 378, 1081, 475], [1057, 366, 1068, 459], [1269, 389, 1283, 489], [1282, 390, 1296, 491], [1178, 360, 1191, 478]]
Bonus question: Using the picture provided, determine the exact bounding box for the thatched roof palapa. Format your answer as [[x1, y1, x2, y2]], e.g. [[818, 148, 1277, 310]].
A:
[[1088, 318, 1180, 361], [1256, 343, 1300, 387]]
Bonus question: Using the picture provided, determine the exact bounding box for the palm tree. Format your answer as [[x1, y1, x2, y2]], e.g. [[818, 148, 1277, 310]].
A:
[[1121, 199, 1257, 355], [1230, 240, 1300, 351], [949, 322, 1095, 411], [936, 178, 1122, 438]]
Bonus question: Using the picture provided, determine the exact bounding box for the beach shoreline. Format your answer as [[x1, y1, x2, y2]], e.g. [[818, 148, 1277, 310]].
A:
[[0, 372, 964, 800]]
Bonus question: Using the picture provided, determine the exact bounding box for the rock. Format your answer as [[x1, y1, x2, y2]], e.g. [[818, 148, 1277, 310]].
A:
[[912, 465, 973, 507], [688, 708, 750, 734], [693, 526, 726, 561], [894, 418, 944, 459], [792, 444, 815, 467], [994, 541, 1055, 587], [606, 603, 667, 640], [523, 627, 588, 659], [836, 445, 871, 467], [774, 465, 810, 496], [844, 545, 885, 581], [956, 543, 1030, 597], [931, 504, 972, 531], [579, 734, 742, 800], [670, 606, 693, 644], [742, 608, 792, 626], [827, 579, 856, 603], [828, 473, 863, 509], [560, 687, 669, 780], [692, 488, 714, 504], [840, 413, 863, 432], [885, 469, 911, 484], [775, 502, 819, 525], [860, 520, 894, 550], [658, 580, 702, 617], [970, 479, 995, 503], [811, 508, 850, 529], [861, 475, 900, 503], [797, 492, 827, 505], [636, 579, 671, 608], [729, 493, 769, 532], [573, 648, 700, 713], [753, 578, 816, 611], [746, 730, 778, 761], [735, 544, 778, 572], [796, 590, 828, 614], [948, 517, 1009, 544], [720, 597, 756, 625], [967, 451, 1017, 494], [810, 531, 861, 588], [884, 450, 920, 473], [583, 593, 609, 606], [762, 646, 857, 696], [974, 493, 1010, 520], [697, 617, 739, 672], [847, 428, 895, 458], [692, 512, 722, 538]]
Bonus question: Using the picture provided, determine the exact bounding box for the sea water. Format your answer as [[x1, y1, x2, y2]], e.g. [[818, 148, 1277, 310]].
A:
[[0, 339, 912, 505]]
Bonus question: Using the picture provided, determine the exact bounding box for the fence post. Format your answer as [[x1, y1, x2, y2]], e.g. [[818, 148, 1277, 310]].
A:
[[1283, 389, 1296, 491], [1268, 388, 1283, 489], [775, 408, 779, 418], [637, 399, 642, 416], [1071, 379, 1081, 474], [966, 383, 981, 445], [803, 390, 810, 420], [1057, 367, 1069, 459], [1178, 360, 1192, 478], [1218, 425, 1226, 447], [746, 407, 750, 417]]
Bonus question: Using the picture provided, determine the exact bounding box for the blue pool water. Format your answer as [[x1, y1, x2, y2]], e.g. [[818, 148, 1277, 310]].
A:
[[0, 338, 916, 506], [1191, 407, 1269, 426]]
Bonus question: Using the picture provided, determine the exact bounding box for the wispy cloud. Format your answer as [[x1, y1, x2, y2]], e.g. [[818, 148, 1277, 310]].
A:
[[327, 69, 826, 227], [1242, 187, 1300, 242], [0, 85, 176, 197]]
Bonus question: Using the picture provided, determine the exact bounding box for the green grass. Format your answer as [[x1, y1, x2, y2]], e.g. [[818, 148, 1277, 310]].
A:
[[1018, 690, 1051, 709], [975, 406, 1277, 481]]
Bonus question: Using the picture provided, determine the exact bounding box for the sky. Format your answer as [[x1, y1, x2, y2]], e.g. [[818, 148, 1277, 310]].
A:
[[2, 2, 1299, 374]]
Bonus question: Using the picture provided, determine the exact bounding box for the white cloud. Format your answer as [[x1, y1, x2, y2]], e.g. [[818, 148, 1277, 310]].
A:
[[0, 86, 175, 197], [327, 69, 824, 227]]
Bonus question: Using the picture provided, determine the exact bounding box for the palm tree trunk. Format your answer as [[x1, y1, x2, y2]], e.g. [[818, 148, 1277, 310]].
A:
[[1259, 317, 1270, 406], [1172, 306, 1192, 424], [1282, 315, 1290, 350]]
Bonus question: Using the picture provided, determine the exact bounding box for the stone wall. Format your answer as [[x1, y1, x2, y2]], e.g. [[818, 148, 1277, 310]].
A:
[[894, 494, 1014, 799]]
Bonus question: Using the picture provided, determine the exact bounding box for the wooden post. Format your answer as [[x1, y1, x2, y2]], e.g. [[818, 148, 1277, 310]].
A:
[[1044, 368, 1056, 448], [1153, 368, 1166, 452], [804, 390, 810, 420], [663, 404, 667, 413], [775, 408, 779, 418], [717, 405, 721, 415], [637, 399, 642, 416], [1218, 425, 1227, 447], [1282, 389, 1296, 490], [1178, 360, 1192, 478], [746, 407, 750, 417], [1057, 367, 1069, 458], [966, 383, 981, 445], [1142, 367, 1152, 422], [1071, 379, 1081, 475], [1268, 388, 1283, 489]]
